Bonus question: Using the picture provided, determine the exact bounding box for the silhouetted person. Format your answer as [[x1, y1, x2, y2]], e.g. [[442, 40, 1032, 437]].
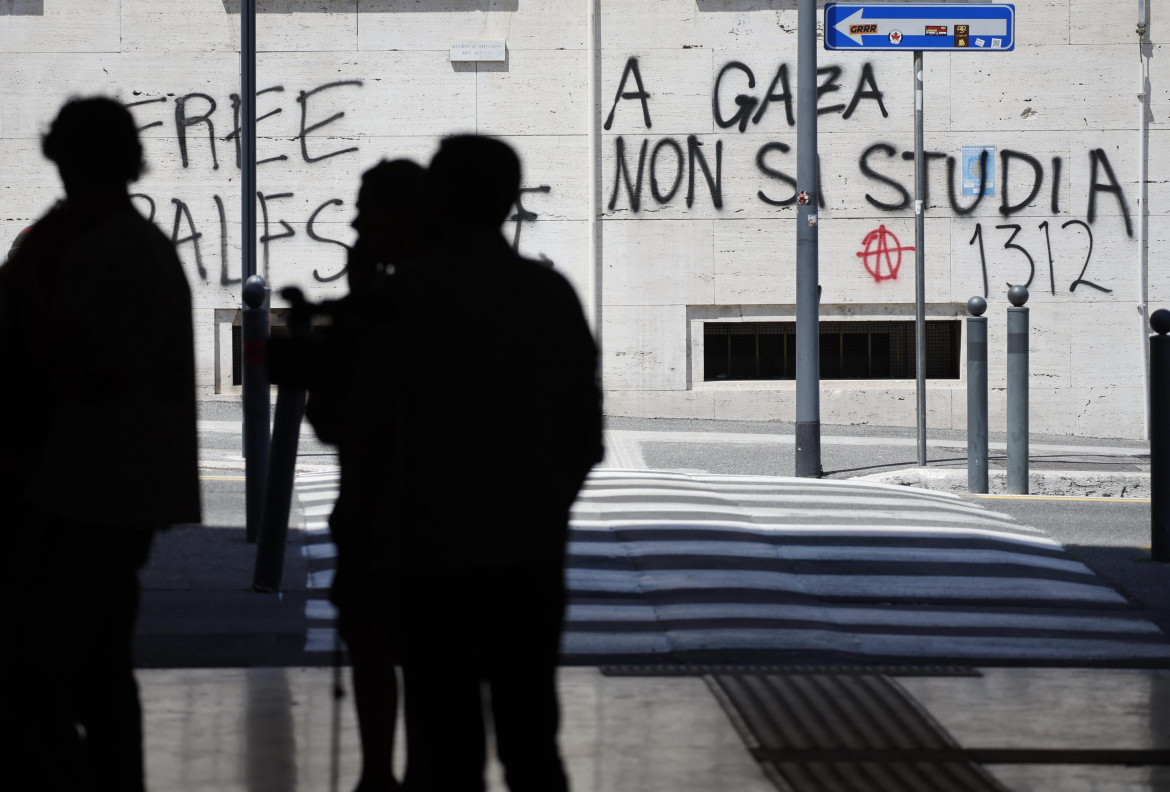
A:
[[304, 159, 428, 792], [0, 97, 200, 791], [389, 135, 603, 791]]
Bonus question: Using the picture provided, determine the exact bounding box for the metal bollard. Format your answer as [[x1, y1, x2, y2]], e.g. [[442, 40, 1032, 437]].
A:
[[1006, 285, 1029, 495], [967, 296, 989, 494], [1150, 309, 1170, 561], [242, 275, 271, 543], [253, 287, 311, 592]]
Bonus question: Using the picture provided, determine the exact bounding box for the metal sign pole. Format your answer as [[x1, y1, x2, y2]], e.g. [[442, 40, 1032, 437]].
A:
[[824, 3, 1014, 469], [914, 50, 927, 467], [240, 0, 270, 542], [241, 0, 256, 284], [795, 0, 822, 478]]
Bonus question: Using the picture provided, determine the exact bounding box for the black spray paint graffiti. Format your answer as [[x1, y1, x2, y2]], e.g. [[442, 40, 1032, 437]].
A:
[[968, 219, 1110, 298], [606, 56, 885, 213], [225, 86, 289, 167], [511, 185, 554, 265], [127, 80, 554, 282], [712, 60, 887, 132], [125, 81, 365, 284], [128, 80, 363, 171], [858, 145, 1131, 236], [605, 56, 889, 135], [130, 191, 350, 286], [853, 145, 1119, 294], [604, 56, 1136, 255], [609, 136, 723, 211], [131, 184, 554, 286]]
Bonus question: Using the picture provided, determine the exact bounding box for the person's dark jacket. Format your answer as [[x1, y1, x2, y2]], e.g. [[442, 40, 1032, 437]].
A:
[[387, 231, 602, 572], [0, 201, 201, 527]]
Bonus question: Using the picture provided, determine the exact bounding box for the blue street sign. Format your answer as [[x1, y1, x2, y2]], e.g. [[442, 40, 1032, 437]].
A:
[[824, 3, 1015, 51]]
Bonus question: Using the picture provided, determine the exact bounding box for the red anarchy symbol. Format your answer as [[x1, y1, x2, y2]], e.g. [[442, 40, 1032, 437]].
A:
[[856, 224, 914, 283]]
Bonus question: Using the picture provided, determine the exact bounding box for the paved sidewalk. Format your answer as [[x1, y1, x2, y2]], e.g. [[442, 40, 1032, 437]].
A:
[[602, 416, 1150, 498], [139, 665, 1170, 792]]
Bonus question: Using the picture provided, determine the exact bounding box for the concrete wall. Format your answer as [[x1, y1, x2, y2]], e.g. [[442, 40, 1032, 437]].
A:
[[0, 1, 1161, 439]]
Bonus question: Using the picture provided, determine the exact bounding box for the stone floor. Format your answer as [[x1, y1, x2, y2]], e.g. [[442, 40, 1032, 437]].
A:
[[138, 666, 1170, 792]]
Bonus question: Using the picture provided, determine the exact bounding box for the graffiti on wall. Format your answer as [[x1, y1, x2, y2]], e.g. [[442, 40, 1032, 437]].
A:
[[125, 80, 364, 286], [124, 80, 554, 284], [112, 56, 1132, 294], [856, 225, 913, 283], [967, 219, 1108, 298], [605, 55, 1132, 294]]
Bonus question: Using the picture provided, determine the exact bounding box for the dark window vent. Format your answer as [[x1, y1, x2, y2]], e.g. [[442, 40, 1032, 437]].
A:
[[704, 320, 961, 381]]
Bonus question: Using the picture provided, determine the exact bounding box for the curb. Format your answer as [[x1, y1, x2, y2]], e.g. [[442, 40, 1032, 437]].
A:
[[851, 468, 1151, 499]]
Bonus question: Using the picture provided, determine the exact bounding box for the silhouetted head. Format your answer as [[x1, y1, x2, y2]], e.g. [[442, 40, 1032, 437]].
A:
[[42, 97, 144, 197], [358, 159, 425, 216], [349, 158, 427, 290], [426, 135, 520, 232], [6, 227, 31, 263]]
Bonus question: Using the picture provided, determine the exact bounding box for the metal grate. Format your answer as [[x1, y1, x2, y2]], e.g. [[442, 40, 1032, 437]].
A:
[[704, 320, 961, 381], [708, 673, 1012, 792]]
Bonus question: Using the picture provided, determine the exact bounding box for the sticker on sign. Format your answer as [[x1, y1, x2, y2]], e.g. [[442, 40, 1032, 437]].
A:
[[824, 3, 1014, 51]]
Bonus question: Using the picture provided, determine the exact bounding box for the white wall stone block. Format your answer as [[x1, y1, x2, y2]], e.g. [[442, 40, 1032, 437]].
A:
[[821, 218, 949, 306], [3, 52, 237, 140], [713, 388, 793, 422], [600, 219, 714, 306], [603, 388, 715, 421], [121, 0, 360, 55], [1024, 303, 1075, 384], [1146, 43, 1170, 121], [1147, 214, 1170, 308], [476, 50, 588, 138], [119, 0, 238, 54], [1068, 302, 1146, 388], [598, 1, 702, 53], [2, 0, 119, 53], [1070, 0, 1137, 46], [599, 48, 713, 138], [999, 386, 1146, 440], [820, 384, 955, 429], [358, 0, 585, 53], [602, 304, 689, 390], [505, 219, 591, 302], [192, 307, 218, 396], [712, 219, 795, 305], [1142, 128, 1170, 216], [949, 45, 1133, 133], [0, 138, 63, 223], [499, 135, 588, 222], [1016, 1, 1071, 47], [261, 51, 477, 139]]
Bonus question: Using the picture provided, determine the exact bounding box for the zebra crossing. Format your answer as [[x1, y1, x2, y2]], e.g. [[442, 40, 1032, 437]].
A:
[[294, 469, 1170, 666]]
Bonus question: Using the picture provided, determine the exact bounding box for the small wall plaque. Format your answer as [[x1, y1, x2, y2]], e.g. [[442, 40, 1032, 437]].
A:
[[450, 41, 507, 62]]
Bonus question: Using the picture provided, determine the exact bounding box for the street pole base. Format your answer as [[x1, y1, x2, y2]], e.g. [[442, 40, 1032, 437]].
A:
[[795, 421, 822, 478]]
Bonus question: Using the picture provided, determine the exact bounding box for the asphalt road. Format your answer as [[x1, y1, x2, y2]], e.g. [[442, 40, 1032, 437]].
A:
[[966, 494, 1170, 634]]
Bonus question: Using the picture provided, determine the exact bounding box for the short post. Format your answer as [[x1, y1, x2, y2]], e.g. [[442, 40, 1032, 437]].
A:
[[1150, 309, 1170, 561], [253, 288, 311, 592], [242, 275, 270, 543], [967, 296, 989, 494], [1006, 285, 1029, 495]]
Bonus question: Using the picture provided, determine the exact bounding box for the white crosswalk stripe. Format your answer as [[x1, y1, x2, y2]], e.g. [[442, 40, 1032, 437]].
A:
[[295, 469, 1170, 665]]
